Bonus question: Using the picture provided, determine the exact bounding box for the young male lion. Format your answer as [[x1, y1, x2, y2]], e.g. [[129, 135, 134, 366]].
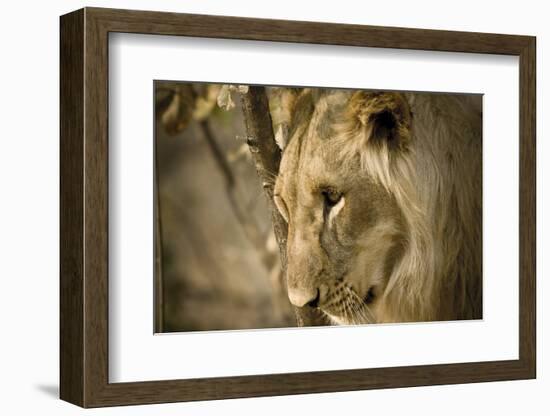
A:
[[273, 89, 482, 325]]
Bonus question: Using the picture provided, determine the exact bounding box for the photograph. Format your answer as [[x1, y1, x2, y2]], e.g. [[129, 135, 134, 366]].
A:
[[55, 5, 538, 409], [154, 82, 483, 333]]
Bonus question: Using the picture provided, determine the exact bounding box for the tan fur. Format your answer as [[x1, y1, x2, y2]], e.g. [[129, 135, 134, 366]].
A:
[[274, 88, 482, 325]]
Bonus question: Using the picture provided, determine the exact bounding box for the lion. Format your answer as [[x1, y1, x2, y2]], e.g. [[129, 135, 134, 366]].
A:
[[272, 88, 482, 325]]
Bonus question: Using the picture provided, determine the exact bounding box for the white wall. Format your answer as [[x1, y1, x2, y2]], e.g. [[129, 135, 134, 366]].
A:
[[0, 0, 546, 414]]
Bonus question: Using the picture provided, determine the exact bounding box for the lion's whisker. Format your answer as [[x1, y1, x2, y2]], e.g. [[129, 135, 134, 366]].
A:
[[345, 286, 374, 324]]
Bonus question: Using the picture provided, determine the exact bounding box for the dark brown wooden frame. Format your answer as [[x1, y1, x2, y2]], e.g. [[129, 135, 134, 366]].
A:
[[60, 7, 536, 408]]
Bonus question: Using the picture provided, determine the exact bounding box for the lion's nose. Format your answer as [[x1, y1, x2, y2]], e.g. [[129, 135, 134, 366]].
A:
[[288, 287, 320, 308]]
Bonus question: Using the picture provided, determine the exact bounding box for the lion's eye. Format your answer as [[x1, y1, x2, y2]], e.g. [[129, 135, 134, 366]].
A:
[[274, 194, 289, 223], [322, 189, 342, 208], [322, 189, 345, 226]]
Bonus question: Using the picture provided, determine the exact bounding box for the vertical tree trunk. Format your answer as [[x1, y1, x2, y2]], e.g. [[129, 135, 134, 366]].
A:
[[240, 86, 325, 327]]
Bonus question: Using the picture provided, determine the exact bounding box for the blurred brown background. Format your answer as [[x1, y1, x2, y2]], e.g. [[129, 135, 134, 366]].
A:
[[155, 82, 295, 332]]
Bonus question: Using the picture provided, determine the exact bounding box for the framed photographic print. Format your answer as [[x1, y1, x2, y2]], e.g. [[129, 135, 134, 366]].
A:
[[60, 7, 536, 408]]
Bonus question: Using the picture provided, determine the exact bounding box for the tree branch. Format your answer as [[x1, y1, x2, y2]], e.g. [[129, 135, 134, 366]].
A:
[[198, 119, 269, 264], [240, 86, 325, 327]]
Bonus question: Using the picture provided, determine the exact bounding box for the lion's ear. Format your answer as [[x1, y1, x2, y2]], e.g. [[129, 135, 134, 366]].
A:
[[348, 92, 412, 151]]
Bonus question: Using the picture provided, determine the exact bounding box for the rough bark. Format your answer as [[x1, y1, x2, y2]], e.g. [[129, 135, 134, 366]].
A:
[[240, 86, 325, 327]]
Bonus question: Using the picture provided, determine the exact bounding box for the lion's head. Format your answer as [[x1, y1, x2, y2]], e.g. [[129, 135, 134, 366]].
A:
[[273, 88, 482, 325]]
